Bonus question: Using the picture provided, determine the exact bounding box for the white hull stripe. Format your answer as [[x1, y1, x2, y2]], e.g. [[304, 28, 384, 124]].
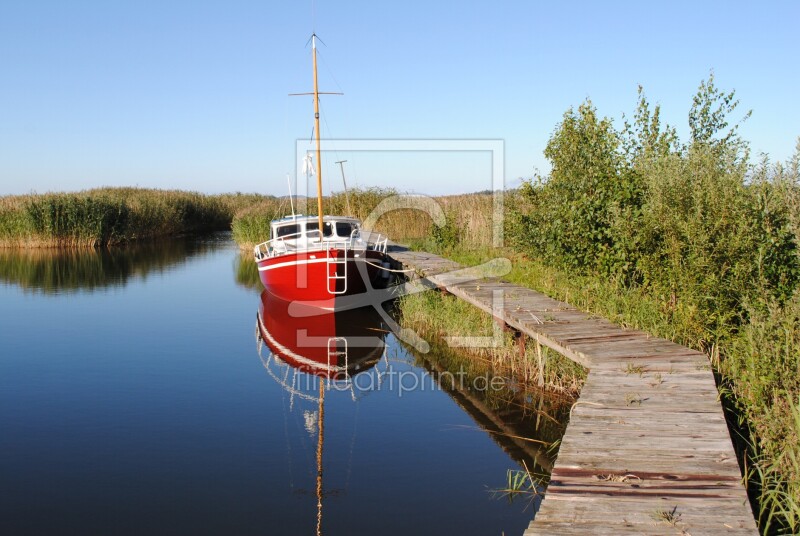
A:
[[257, 257, 377, 272], [257, 314, 340, 372]]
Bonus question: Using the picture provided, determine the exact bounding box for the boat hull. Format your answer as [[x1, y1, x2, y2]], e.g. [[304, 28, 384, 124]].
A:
[[256, 249, 389, 308]]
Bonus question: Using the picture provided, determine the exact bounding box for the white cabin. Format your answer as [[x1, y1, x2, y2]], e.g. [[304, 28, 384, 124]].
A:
[[254, 214, 387, 260]]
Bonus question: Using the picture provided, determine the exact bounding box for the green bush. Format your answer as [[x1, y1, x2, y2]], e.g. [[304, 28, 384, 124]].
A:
[[430, 215, 461, 250], [507, 73, 800, 532]]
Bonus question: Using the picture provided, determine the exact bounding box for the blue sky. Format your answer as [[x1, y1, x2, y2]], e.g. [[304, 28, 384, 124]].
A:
[[1, 0, 798, 196]]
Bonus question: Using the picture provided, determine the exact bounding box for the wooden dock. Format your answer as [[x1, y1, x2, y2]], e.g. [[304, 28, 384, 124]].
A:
[[387, 247, 758, 535]]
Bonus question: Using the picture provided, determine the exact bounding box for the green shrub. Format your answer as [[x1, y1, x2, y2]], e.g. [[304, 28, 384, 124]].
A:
[[430, 215, 461, 250], [506, 73, 800, 532]]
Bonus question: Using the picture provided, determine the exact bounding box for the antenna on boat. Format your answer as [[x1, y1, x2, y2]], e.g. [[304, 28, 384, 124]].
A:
[[335, 160, 352, 216], [286, 173, 296, 217]]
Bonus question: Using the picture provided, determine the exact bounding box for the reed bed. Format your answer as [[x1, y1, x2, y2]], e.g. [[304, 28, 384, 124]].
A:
[[230, 197, 291, 250], [229, 187, 497, 250], [0, 188, 271, 248], [334, 189, 495, 247]]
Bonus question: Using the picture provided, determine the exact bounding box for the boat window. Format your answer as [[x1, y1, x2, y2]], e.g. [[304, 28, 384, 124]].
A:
[[276, 224, 300, 238], [336, 222, 353, 237], [306, 222, 333, 237]]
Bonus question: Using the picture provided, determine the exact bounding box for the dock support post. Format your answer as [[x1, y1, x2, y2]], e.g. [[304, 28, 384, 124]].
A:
[[535, 340, 544, 387]]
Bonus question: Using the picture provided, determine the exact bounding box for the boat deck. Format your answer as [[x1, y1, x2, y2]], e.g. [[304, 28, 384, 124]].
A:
[[386, 246, 758, 535]]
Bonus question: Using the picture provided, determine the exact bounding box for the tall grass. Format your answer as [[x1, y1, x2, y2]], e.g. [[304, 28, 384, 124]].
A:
[[397, 289, 586, 399], [0, 188, 271, 248], [230, 197, 288, 249], [228, 187, 497, 250], [327, 188, 495, 247]]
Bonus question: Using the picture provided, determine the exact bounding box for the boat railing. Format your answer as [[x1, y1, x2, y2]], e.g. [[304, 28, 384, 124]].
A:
[[372, 234, 388, 254], [357, 229, 388, 254], [254, 228, 388, 261], [253, 229, 324, 260]]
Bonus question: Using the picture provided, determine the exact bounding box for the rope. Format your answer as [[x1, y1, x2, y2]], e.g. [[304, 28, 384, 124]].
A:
[[361, 259, 417, 274]]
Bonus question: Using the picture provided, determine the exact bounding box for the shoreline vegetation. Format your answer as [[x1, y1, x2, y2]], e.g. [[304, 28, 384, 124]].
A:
[[396, 287, 587, 399], [2, 75, 798, 533], [0, 188, 269, 248], [228, 188, 495, 250]]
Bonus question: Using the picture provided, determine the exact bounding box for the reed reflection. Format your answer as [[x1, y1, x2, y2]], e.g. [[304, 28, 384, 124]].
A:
[[0, 236, 224, 293]]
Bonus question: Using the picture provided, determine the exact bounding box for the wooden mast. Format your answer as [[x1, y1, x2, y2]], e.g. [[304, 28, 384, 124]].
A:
[[311, 34, 324, 234]]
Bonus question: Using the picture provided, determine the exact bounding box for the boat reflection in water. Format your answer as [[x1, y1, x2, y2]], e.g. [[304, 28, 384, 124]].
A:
[[255, 290, 388, 536], [256, 290, 387, 386]]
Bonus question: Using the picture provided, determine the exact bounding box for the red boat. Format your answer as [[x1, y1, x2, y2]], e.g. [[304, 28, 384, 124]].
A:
[[253, 215, 391, 309], [252, 34, 393, 309]]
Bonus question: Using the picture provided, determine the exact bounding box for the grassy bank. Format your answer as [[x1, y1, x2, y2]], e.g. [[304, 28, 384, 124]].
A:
[[0, 188, 269, 247], [393, 294, 576, 481], [444, 245, 800, 534], [397, 289, 586, 399]]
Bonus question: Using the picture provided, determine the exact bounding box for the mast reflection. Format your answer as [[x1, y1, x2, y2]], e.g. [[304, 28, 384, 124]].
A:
[[255, 290, 388, 535]]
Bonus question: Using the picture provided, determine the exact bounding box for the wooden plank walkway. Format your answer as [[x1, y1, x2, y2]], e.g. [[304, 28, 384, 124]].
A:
[[386, 247, 758, 535]]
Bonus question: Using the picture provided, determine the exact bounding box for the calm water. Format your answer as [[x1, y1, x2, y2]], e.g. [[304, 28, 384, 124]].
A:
[[0, 234, 565, 536]]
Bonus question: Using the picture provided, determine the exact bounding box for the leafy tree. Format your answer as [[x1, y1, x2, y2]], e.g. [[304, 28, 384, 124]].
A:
[[688, 71, 751, 158], [524, 101, 624, 272], [622, 85, 679, 164]]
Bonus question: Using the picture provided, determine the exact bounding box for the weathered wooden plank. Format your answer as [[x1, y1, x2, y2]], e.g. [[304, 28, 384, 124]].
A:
[[387, 249, 758, 535]]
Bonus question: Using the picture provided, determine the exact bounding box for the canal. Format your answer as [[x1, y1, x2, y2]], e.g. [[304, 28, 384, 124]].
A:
[[0, 234, 568, 535]]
